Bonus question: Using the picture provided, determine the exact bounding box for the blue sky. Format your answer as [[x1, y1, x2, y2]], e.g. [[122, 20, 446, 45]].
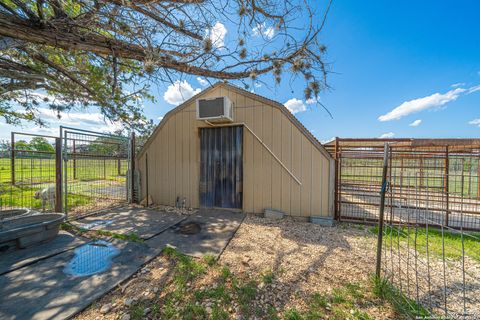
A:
[[2, 0, 479, 142]]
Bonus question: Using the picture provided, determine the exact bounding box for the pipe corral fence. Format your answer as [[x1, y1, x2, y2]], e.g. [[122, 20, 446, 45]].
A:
[[324, 138, 480, 230], [0, 127, 135, 220], [325, 138, 480, 318]]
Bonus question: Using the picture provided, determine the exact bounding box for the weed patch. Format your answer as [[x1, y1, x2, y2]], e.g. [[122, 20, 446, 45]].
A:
[[373, 276, 429, 319]]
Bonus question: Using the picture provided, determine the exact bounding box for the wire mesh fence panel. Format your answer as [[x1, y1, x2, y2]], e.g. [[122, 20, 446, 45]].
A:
[[381, 153, 480, 318], [334, 141, 480, 231], [328, 139, 480, 318], [0, 133, 59, 217], [338, 148, 385, 223], [62, 127, 131, 219]]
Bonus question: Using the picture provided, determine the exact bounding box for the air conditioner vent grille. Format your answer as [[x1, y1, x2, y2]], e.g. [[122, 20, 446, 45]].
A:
[[198, 97, 225, 118], [196, 96, 233, 123]]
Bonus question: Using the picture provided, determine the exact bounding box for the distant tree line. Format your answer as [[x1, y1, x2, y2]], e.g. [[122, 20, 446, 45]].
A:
[[0, 137, 55, 159]]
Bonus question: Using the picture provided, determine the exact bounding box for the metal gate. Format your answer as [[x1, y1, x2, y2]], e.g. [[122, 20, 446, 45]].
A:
[[326, 138, 480, 230], [0, 132, 61, 213], [61, 126, 132, 218]]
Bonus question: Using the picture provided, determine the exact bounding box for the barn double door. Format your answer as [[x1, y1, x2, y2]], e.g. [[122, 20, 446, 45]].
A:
[[199, 126, 243, 209]]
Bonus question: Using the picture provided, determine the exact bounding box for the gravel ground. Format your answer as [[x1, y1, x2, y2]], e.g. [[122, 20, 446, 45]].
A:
[[384, 247, 480, 317], [75, 215, 398, 319], [219, 215, 395, 319]]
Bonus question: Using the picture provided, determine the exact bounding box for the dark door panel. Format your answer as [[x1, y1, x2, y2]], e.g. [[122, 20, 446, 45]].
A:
[[200, 126, 243, 209]]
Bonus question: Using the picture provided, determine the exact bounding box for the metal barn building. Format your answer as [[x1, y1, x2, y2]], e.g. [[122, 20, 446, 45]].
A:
[[136, 82, 334, 221]]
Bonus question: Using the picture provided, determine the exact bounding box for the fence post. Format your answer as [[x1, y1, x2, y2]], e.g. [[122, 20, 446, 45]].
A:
[[73, 139, 77, 180], [55, 138, 63, 213], [376, 143, 389, 278], [130, 132, 136, 203], [10, 132, 15, 185], [117, 144, 121, 176], [445, 146, 449, 227], [334, 137, 340, 220]]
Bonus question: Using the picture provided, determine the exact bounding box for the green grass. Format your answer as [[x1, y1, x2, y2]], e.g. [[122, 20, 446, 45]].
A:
[[94, 230, 144, 243], [0, 158, 128, 184], [281, 282, 375, 320], [0, 184, 92, 210], [120, 248, 404, 320], [373, 276, 429, 319], [372, 225, 480, 263], [340, 157, 480, 198], [0, 156, 127, 212], [261, 269, 275, 284], [60, 223, 143, 243]]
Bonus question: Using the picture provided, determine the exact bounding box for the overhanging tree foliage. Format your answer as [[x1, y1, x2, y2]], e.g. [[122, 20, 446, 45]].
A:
[[0, 0, 332, 130]]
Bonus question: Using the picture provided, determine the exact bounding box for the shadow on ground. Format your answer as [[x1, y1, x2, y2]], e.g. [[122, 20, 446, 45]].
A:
[[0, 207, 244, 320]]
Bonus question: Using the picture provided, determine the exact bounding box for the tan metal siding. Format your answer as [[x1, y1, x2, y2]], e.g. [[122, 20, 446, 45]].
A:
[[243, 98, 255, 213], [271, 109, 282, 211], [137, 86, 333, 217]]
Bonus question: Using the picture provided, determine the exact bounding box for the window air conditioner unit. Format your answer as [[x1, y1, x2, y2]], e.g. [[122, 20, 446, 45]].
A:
[[196, 96, 234, 123]]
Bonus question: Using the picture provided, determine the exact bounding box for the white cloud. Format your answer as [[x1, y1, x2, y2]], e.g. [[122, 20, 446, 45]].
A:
[[321, 137, 335, 144], [468, 119, 480, 127], [379, 132, 395, 138], [13, 107, 124, 137], [306, 98, 317, 105], [163, 80, 201, 106], [158, 116, 164, 122], [197, 77, 208, 87], [378, 88, 466, 121], [252, 23, 275, 39], [451, 82, 465, 88], [36, 108, 107, 126], [409, 119, 422, 127], [467, 85, 480, 94], [284, 98, 307, 114], [207, 22, 227, 48]]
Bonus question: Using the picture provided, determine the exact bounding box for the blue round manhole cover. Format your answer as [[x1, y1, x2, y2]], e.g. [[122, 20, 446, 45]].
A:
[[64, 240, 120, 277]]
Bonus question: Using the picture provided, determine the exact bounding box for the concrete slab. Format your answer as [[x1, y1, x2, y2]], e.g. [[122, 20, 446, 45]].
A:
[[0, 239, 158, 320], [0, 208, 244, 320], [147, 209, 245, 258], [0, 231, 88, 276], [72, 207, 185, 239]]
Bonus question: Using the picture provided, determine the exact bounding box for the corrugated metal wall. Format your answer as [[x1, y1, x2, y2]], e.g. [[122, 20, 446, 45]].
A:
[[137, 84, 334, 218]]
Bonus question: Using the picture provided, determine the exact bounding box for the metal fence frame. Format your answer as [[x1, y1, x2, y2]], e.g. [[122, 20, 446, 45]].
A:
[[0, 126, 133, 220], [325, 138, 480, 318], [325, 138, 480, 231]]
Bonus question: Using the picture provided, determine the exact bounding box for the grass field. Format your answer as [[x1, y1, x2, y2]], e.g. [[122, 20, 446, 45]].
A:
[[0, 158, 128, 184], [0, 157, 128, 213], [341, 157, 480, 199], [371, 225, 480, 263]]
